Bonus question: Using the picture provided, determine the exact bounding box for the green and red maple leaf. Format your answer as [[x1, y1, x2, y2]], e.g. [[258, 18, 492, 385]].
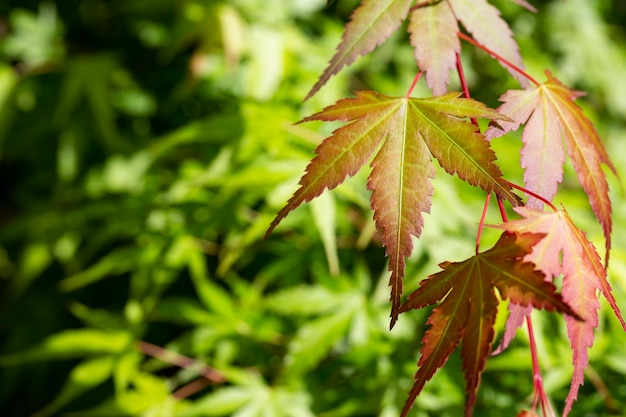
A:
[[266, 91, 519, 327], [399, 231, 580, 417], [306, 0, 528, 99], [267, 0, 624, 416]]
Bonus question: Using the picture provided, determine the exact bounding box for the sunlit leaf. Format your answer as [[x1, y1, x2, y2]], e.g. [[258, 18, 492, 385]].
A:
[[306, 0, 414, 100], [486, 71, 616, 261], [495, 208, 626, 416], [267, 91, 518, 326], [399, 232, 579, 417]]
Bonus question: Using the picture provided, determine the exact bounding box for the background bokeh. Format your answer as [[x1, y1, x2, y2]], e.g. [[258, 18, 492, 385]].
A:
[[1, 1, 625, 416]]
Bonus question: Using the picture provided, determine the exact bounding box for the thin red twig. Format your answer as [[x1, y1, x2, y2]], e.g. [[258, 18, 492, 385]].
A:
[[406, 71, 423, 98], [501, 179, 558, 211], [457, 32, 540, 87], [476, 193, 492, 254], [497, 197, 509, 222], [526, 316, 555, 417], [455, 52, 479, 125], [137, 341, 226, 384]]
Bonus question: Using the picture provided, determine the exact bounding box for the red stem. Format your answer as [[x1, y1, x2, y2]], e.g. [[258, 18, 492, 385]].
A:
[[457, 32, 540, 87], [497, 197, 509, 222], [526, 316, 555, 417], [137, 341, 226, 384], [501, 179, 558, 211], [476, 193, 491, 254], [406, 71, 423, 98], [456, 52, 472, 100], [455, 53, 479, 125]]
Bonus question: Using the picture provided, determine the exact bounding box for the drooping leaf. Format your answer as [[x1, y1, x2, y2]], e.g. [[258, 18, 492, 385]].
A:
[[309, 0, 527, 98], [495, 208, 626, 416], [267, 91, 519, 327], [305, 0, 414, 100], [399, 232, 579, 417], [486, 71, 616, 261], [408, 1, 460, 95], [448, 0, 530, 88]]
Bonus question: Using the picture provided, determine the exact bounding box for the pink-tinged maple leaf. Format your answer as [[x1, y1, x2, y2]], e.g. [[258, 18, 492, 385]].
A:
[[305, 0, 414, 100], [486, 71, 617, 262], [448, 0, 530, 88], [408, 1, 460, 95], [495, 207, 626, 416], [308, 0, 528, 99], [266, 91, 519, 327], [399, 232, 580, 417]]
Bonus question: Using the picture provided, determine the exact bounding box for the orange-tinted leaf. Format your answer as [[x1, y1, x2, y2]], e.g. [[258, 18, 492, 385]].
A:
[[267, 91, 518, 327], [486, 71, 616, 261], [496, 207, 626, 416], [399, 232, 578, 417], [305, 0, 413, 100]]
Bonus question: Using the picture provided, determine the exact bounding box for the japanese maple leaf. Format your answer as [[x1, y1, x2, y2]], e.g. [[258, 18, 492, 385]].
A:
[[305, 0, 414, 100], [266, 91, 519, 327], [495, 208, 626, 416], [447, 0, 530, 88], [308, 0, 529, 98], [408, 1, 460, 96], [399, 232, 580, 417], [485, 71, 617, 262]]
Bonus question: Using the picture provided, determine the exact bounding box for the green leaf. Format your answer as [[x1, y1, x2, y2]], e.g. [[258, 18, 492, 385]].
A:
[[284, 308, 353, 376], [310, 191, 340, 275], [264, 285, 346, 315], [178, 387, 253, 417], [0, 329, 131, 366]]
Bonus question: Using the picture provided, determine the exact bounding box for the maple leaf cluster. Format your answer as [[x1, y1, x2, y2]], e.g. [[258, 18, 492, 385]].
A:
[[266, 0, 625, 416]]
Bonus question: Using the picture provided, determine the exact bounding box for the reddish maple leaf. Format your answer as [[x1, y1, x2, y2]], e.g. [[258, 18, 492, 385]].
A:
[[448, 0, 530, 88], [495, 207, 626, 416], [305, 0, 414, 100], [266, 91, 519, 327], [408, 1, 460, 96], [485, 71, 617, 262], [399, 232, 580, 417], [307, 0, 529, 98]]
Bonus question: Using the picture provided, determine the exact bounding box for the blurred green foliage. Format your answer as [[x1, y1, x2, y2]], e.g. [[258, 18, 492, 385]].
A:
[[0, 1, 625, 416]]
